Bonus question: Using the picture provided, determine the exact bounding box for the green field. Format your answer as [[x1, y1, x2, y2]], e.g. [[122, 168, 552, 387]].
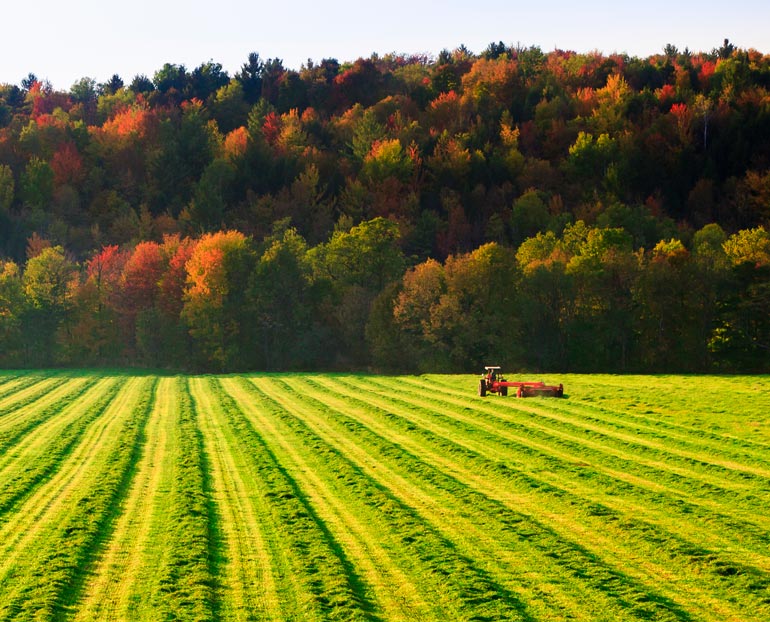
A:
[[0, 371, 768, 621]]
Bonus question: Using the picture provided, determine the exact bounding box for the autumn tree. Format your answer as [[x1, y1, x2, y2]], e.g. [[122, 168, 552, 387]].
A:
[[69, 245, 128, 363], [132, 234, 198, 367], [181, 230, 255, 370], [389, 258, 446, 369]]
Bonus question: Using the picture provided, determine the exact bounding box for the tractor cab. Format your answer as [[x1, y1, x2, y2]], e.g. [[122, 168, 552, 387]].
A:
[[485, 366, 501, 382]]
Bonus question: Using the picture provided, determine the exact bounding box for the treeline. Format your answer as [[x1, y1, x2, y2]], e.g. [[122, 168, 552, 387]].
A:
[[1, 40, 770, 371], [0, 219, 768, 373]]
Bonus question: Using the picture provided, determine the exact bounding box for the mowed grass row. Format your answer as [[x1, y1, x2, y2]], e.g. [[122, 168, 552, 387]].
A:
[[0, 372, 767, 621]]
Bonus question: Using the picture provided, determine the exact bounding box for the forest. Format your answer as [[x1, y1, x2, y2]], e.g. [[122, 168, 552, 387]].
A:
[[0, 39, 769, 372]]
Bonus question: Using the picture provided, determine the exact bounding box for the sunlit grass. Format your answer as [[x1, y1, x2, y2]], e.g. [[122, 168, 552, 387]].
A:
[[0, 371, 767, 621]]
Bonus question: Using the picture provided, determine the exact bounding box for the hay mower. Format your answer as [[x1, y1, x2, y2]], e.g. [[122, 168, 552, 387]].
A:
[[478, 366, 563, 398]]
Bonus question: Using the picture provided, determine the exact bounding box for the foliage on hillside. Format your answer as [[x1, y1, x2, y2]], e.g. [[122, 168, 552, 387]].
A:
[[1, 40, 770, 371]]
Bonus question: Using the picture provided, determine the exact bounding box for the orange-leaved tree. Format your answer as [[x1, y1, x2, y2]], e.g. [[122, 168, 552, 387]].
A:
[[181, 230, 255, 370]]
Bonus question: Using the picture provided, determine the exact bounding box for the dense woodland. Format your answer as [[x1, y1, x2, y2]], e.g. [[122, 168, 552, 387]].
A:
[[1, 40, 769, 372]]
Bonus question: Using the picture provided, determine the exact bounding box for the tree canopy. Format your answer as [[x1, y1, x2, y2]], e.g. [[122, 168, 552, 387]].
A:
[[1, 40, 770, 372]]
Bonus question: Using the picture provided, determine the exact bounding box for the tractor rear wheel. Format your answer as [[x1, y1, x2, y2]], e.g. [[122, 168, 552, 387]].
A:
[[478, 379, 487, 397]]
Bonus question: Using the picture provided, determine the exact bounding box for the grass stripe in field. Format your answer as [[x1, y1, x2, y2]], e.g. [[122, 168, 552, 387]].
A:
[[0, 375, 156, 621], [320, 375, 765, 622], [71, 377, 180, 622], [0, 375, 106, 473], [141, 378, 217, 622], [193, 376, 292, 622], [225, 376, 441, 622], [199, 377, 375, 622], [0, 375, 82, 436], [0, 373, 51, 401], [0, 372, 69, 411], [0, 376, 122, 517]]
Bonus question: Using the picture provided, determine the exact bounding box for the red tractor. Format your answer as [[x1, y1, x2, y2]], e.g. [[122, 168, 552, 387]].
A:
[[478, 366, 564, 398]]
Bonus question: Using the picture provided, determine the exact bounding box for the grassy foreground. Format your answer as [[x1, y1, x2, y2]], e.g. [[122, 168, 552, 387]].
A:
[[0, 371, 768, 621]]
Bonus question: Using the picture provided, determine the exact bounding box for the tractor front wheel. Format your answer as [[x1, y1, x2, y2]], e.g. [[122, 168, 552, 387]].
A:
[[500, 386, 508, 396], [478, 379, 487, 397]]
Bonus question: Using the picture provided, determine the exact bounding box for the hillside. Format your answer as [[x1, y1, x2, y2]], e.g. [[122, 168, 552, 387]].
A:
[[1, 41, 769, 372]]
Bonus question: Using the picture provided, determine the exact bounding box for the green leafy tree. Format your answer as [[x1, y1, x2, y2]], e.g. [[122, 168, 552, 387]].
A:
[[237, 52, 264, 104], [415, 243, 519, 370], [312, 217, 404, 290], [0, 260, 25, 365], [21, 157, 54, 210], [101, 74, 124, 95], [566, 227, 638, 370], [510, 189, 551, 245], [0, 164, 14, 215], [210, 80, 250, 134], [710, 227, 770, 370], [189, 61, 230, 101], [633, 240, 716, 371], [310, 217, 404, 365], [21, 245, 78, 365], [249, 227, 322, 368], [182, 158, 236, 233], [350, 109, 386, 162], [129, 74, 154, 94], [153, 63, 188, 94], [515, 261, 574, 371]]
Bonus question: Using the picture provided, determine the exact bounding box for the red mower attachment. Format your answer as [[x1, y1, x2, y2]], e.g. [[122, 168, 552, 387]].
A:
[[478, 366, 563, 398]]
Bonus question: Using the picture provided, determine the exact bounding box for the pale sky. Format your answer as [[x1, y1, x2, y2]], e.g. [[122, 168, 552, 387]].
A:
[[2, 0, 768, 90]]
